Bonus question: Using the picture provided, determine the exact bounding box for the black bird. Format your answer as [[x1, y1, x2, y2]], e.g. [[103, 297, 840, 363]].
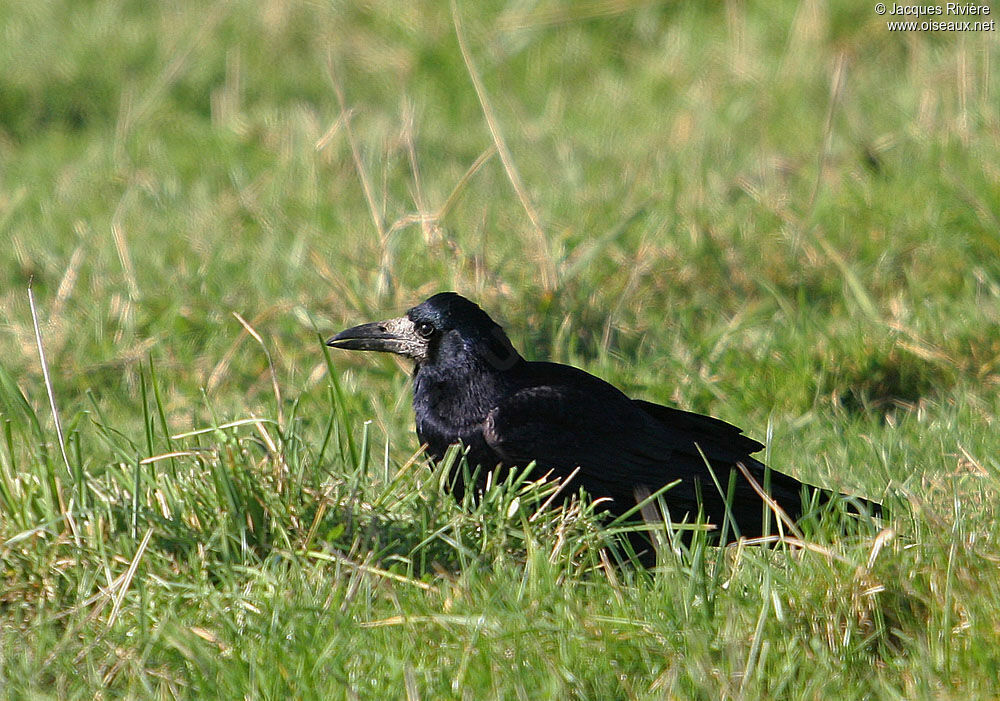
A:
[[328, 292, 880, 549]]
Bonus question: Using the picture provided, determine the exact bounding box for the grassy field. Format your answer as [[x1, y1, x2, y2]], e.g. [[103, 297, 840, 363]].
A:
[[2, 0, 999, 697]]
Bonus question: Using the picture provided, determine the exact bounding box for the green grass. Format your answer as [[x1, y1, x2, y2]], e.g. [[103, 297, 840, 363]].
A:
[[2, 0, 999, 696]]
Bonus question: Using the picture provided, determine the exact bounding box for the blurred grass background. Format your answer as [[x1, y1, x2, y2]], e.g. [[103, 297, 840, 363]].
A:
[[1, 0, 999, 697]]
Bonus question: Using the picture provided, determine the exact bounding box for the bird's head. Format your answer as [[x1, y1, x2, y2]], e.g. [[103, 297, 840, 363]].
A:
[[327, 292, 522, 371]]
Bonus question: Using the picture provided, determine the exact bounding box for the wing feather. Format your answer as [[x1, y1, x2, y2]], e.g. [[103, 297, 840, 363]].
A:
[[482, 383, 825, 532]]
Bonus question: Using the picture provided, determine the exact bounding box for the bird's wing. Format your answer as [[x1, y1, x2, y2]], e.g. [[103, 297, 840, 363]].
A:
[[630, 399, 880, 518], [483, 384, 814, 529], [485, 386, 728, 513], [484, 384, 662, 475], [632, 399, 765, 457]]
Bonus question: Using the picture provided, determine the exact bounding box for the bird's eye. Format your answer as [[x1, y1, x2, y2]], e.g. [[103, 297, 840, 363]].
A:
[[415, 321, 435, 339]]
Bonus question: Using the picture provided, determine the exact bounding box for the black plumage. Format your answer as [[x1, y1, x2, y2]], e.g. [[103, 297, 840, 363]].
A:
[[328, 292, 881, 548]]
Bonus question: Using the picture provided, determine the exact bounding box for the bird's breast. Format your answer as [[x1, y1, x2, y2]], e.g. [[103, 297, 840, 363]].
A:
[[411, 362, 512, 465], [414, 400, 490, 458]]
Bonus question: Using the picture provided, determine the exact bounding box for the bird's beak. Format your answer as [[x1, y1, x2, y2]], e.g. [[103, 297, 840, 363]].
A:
[[326, 316, 427, 360]]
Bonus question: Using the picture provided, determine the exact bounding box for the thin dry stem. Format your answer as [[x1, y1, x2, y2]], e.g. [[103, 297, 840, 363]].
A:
[[233, 312, 284, 428], [734, 460, 803, 540], [28, 281, 72, 476], [451, 0, 556, 292], [326, 56, 387, 242]]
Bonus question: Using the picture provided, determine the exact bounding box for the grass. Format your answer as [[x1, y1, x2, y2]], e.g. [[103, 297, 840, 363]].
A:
[[1, 0, 999, 696]]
